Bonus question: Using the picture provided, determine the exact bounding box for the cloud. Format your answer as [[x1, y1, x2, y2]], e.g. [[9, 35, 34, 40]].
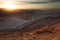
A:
[[18, 0, 50, 2], [0, 0, 60, 4], [17, 0, 60, 4], [18, 0, 60, 2], [51, 0, 60, 2], [0, 0, 60, 2]]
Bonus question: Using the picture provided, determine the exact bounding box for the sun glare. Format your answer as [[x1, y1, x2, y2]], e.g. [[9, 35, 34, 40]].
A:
[[3, 3, 16, 9], [1, 1, 17, 10]]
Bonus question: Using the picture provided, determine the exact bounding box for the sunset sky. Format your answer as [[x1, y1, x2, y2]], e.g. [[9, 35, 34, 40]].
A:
[[0, 0, 60, 9]]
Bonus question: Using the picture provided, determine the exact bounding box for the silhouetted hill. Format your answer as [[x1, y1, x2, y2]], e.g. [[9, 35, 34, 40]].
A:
[[18, 17, 60, 32], [0, 9, 60, 32], [0, 9, 60, 40]]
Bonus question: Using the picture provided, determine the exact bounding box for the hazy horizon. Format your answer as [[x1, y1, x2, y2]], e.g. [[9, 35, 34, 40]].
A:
[[0, 0, 60, 9]]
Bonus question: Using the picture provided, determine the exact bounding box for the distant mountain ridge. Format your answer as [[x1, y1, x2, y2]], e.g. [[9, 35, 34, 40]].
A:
[[0, 9, 60, 32]]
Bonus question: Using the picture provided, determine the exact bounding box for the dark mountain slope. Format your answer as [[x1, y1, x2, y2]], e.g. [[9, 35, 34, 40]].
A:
[[19, 17, 60, 32]]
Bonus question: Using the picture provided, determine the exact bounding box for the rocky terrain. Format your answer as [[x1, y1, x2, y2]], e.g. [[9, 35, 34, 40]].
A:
[[0, 17, 60, 40], [0, 9, 60, 40]]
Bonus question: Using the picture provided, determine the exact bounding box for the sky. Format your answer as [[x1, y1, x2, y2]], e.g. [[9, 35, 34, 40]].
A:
[[0, 0, 60, 2], [0, 0, 60, 9]]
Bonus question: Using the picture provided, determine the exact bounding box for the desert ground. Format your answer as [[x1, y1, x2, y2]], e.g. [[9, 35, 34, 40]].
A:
[[0, 18, 60, 40], [0, 9, 60, 40]]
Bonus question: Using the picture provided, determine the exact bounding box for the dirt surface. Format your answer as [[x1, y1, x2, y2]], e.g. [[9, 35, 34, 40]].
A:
[[0, 20, 60, 40]]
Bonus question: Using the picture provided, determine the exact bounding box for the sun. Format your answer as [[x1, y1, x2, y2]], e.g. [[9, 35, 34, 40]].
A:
[[2, 1, 17, 10], [4, 3, 16, 9]]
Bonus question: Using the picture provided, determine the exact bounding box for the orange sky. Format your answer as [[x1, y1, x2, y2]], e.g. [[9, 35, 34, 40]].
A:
[[0, 1, 60, 9]]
